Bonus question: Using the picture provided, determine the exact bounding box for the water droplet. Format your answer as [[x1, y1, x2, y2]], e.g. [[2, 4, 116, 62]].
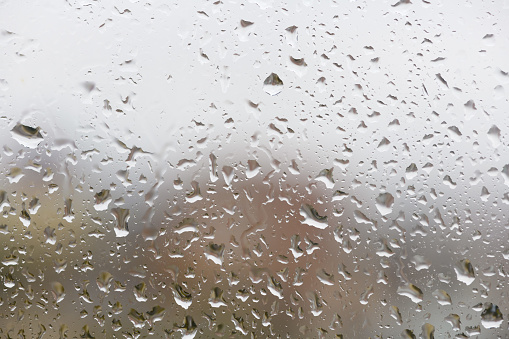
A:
[[300, 204, 328, 229], [146, 305, 165, 325], [263, 73, 284, 96], [176, 315, 197, 339], [128, 308, 146, 328], [397, 284, 423, 303], [454, 259, 475, 285], [246, 160, 261, 178], [111, 208, 130, 237], [175, 218, 199, 234], [11, 123, 44, 148], [375, 192, 394, 215], [7, 167, 24, 184], [285, 26, 298, 46], [96, 271, 113, 293], [411, 255, 431, 271], [186, 181, 203, 203], [63, 198, 74, 222], [481, 303, 503, 329], [487, 125, 501, 148], [240, 19, 253, 27], [359, 284, 374, 305], [316, 168, 334, 188], [290, 56, 306, 67], [51, 282, 65, 303], [390, 306, 403, 325], [316, 269, 334, 286], [421, 323, 434, 339], [209, 287, 226, 307], [445, 314, 461, 331], [134, 282, 147, 302], [432, 289, 452, 305], [267, 276, 284, 299], [94, 189, 111, 211], [2, 254, 18, 266], [205, 243, 225, 265], [401, 329, 416, 339], [173, 283, 192, 309]]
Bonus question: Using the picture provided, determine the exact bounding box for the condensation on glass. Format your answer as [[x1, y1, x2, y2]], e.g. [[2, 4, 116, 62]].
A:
[[0, 0, 509, 338]]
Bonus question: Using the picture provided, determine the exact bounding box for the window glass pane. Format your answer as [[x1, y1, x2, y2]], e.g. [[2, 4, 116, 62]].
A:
[[1, 0, 508, 337]]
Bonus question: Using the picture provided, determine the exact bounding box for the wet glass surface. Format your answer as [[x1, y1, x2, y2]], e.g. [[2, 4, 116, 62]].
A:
[[1, 0, 509, 337]]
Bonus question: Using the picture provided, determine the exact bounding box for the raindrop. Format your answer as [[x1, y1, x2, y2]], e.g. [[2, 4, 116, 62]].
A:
[[375, 192, 394, 215], [263, 73, 284, 96], [146, 306, 165, 325], [51, 282, 65, 303], [445, 314, 461, 331], [454, 259, 475, 285], [432, 289, 452, 305], [111, 208, 130, 237], [481, 303, 503, 329], [209, 287, 226, 307], [94, 189, 111, 211], [128, 308, 146, 328], [205, 243, 225, 265], [240, 20, 254, 27], [397, 284, 423, 303], [300, 204, 328, 229], [11, 123, 44, 148], [96, 271, 113, 293], [487, 125, 501, 148], [316, 168, 334, 188], [173, 283, 192, 309], [421, 323, 435, 339], [401, 329, 416, 339]]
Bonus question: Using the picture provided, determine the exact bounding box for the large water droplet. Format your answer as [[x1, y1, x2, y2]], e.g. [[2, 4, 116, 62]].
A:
[[205, 243, 225, 265], [173, 283, 192, 309], [300, 204, 328, 229], [11, 123, 44, 148], [432, 289, 452, 305], [96, 271, 113, 293], [263, 73, 284, 95], [481, 303, 503, 329], [454, 259, 475, 285], [375, 192, 394, 215], [51, 281, 65, 303], [111, 208, 130, 237], [421, 323, 434, 339], [94, 189, 111, 211], [397, 284, 423, 303]]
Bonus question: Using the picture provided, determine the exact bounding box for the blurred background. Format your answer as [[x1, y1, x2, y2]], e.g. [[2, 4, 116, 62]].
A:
[[0, 0, 509, 337]]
